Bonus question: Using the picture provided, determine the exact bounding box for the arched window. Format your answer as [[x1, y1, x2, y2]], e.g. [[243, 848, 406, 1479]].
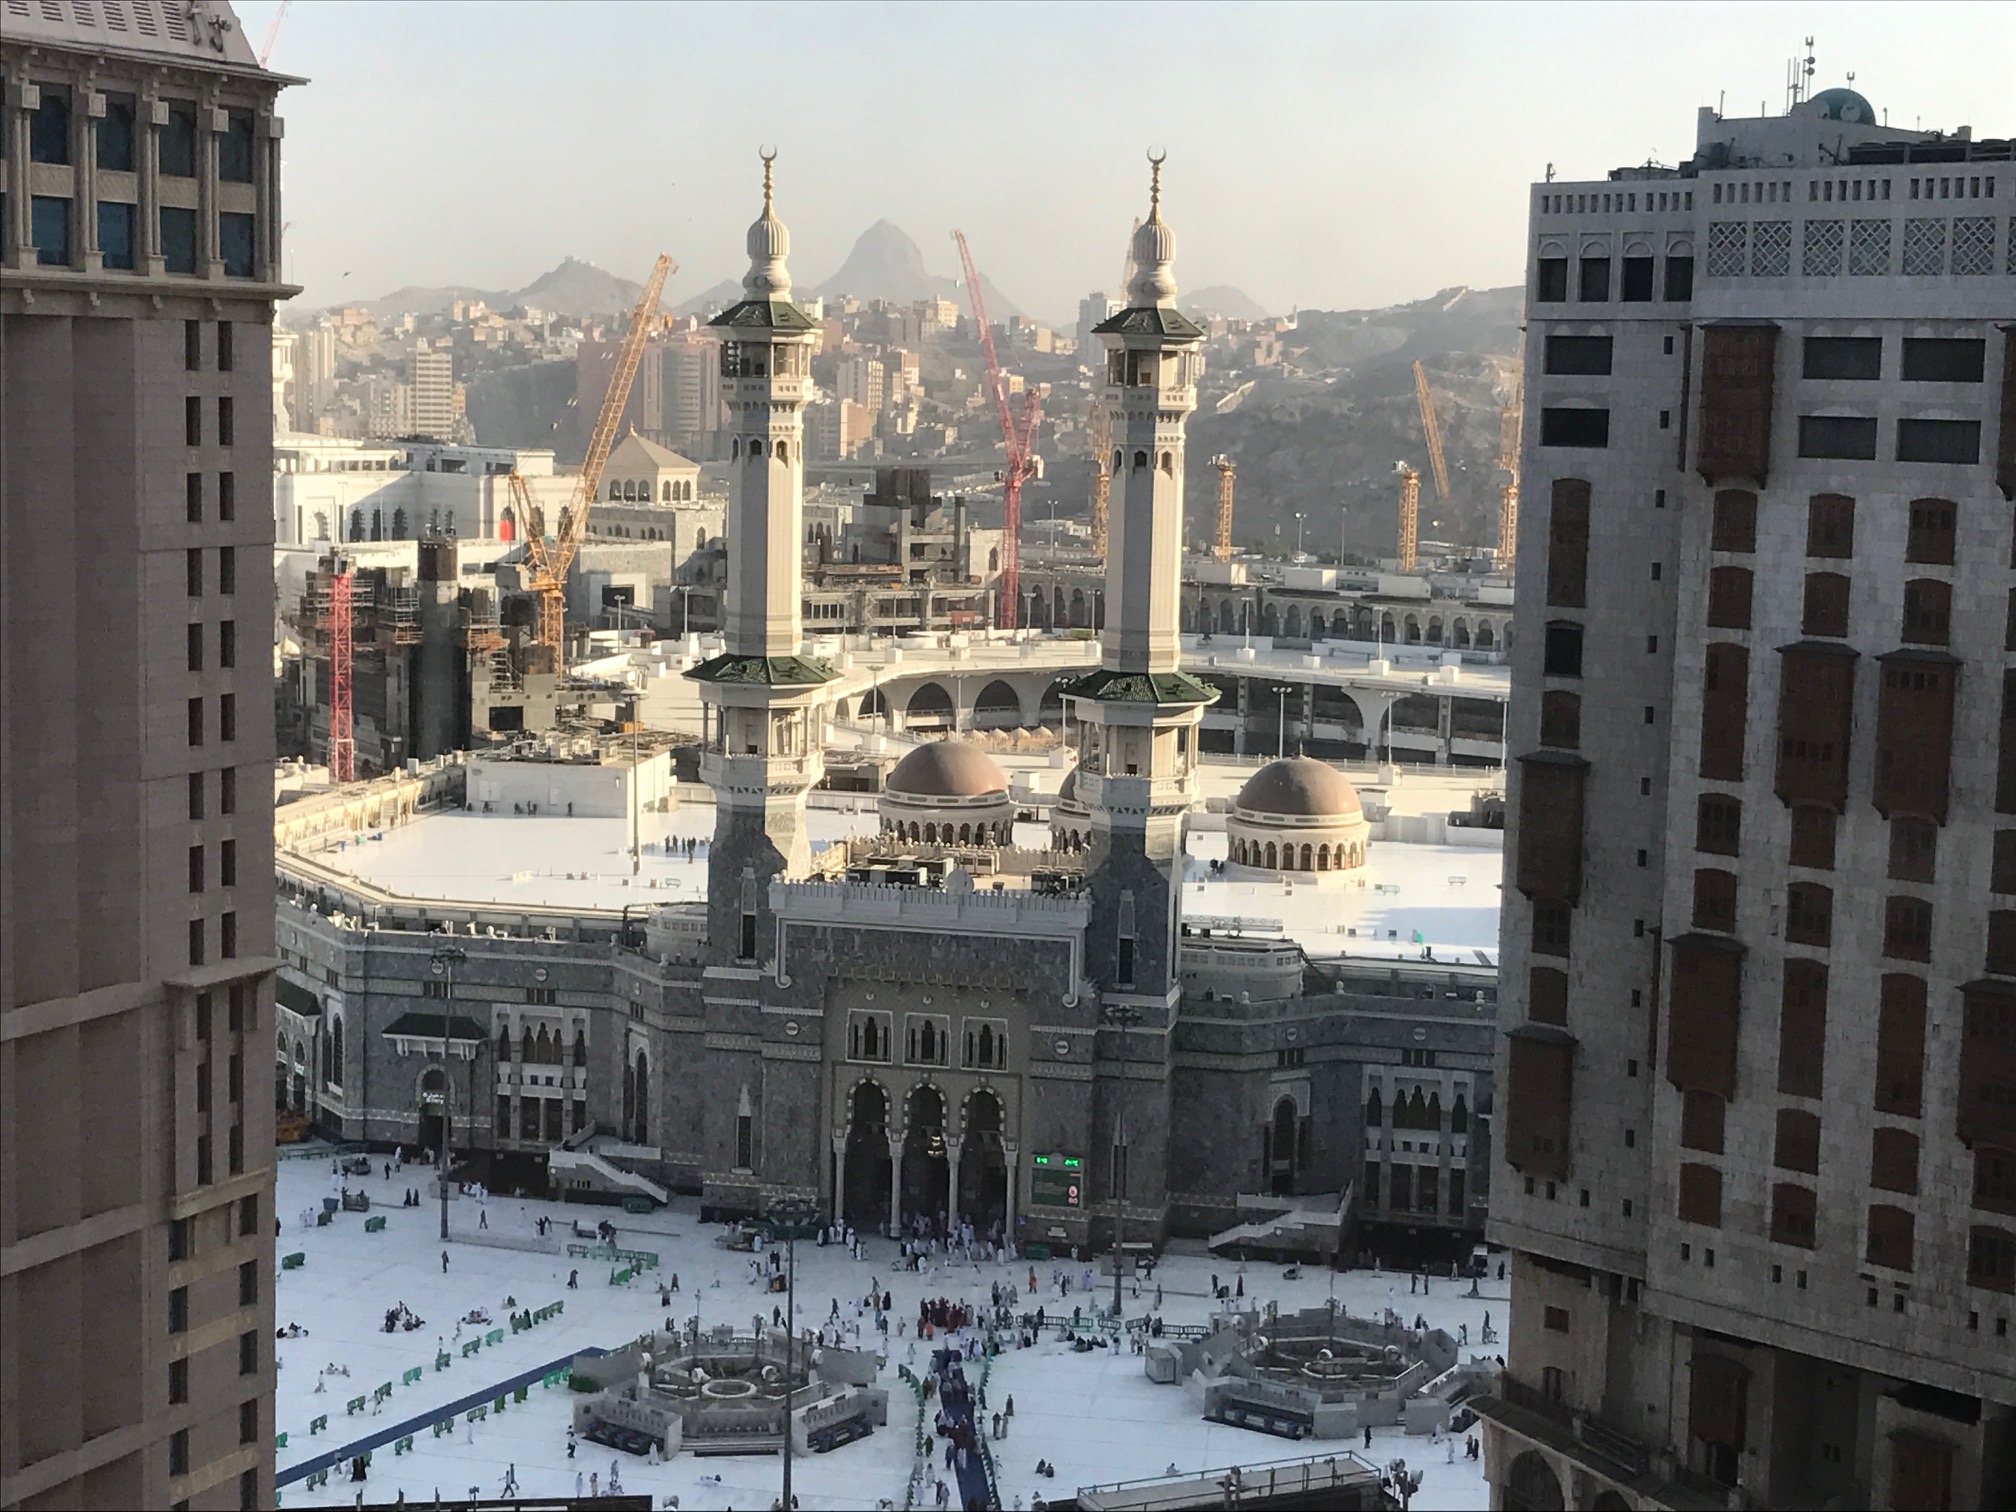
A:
[[609, 480, 621, 501], [1265, 841, 1278, 869], [979, 1024, 995, 1066], [1365, 1089, 1382, 1126], [573, 1027, 587, 1067], [314, 510, 330, 541], [662, 481, 672, 502], [1317, 845, 1330, 870], [633, 1051, 649, 1144], [349, 508, 365, 542], [750, 439, 764, 458], [731, 438, 740, 459], [1160, 451, 1174, 475], [497, 1024, 511, 1062], [1300, 844, 1313, 870], [1133, 450, 1149, 470], [1451, 1094, 1469, 1133], [329, 1017, 344, 1085], [521, 1027, 534, 1063], [775, 441, 788, 464]]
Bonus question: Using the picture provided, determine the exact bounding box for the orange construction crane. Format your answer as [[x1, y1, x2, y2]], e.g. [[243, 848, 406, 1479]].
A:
[[1087, 399, 1113, 558], [515, 253, 674, 662], [1212, 455, 1236, 562], [1395, 463, 1420, 572], [1496, 390, 1523, 568]]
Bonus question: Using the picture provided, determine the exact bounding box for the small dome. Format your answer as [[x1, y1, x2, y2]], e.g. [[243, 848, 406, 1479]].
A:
[[1235, 757, 1362, 818], [1803, 87, 1876, 125], [887, 741, 1009, 800]]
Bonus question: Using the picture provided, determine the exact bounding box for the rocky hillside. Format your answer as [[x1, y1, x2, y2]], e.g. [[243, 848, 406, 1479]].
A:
[[813, 220, 1021, 318], [325, 256, 666, 322]]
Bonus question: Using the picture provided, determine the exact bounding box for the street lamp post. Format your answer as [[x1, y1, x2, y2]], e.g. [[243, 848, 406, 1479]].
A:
[[1294, 512, 1305, 558], [428, 946, 468, 1244], [1102, 1003, 1143, 1319], [766, 1194, 820, 1512], [1271, 684, 1294, 760]]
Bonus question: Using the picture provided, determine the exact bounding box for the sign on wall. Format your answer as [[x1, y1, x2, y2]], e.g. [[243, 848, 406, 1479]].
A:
[[1029, 1153, 1083, 1208]]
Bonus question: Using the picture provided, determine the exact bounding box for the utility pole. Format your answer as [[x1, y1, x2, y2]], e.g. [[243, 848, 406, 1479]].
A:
[[766, 1195, 820, 1512], [428, 945, 468, 1244]]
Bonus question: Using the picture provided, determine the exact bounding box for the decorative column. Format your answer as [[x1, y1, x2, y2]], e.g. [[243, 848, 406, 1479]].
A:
[[831, 1129, 848, 1226], [77, 77, 100, 271], [887, 1133, 904, 1238], [945, 1135, 965, 1234], [1002, 1141, 1019, 1240]]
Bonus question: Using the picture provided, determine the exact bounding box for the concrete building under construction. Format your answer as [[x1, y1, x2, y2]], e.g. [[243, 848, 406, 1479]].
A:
[[287, 539, 559, 772]]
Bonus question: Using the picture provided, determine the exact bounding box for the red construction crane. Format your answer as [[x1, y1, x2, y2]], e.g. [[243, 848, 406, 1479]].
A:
[[952, 230, 1040, 629]]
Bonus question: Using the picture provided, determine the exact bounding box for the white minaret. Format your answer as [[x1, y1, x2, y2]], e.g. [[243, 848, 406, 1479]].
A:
[[691, 151, 834, 963], [1072, 155, 1216, 1000]]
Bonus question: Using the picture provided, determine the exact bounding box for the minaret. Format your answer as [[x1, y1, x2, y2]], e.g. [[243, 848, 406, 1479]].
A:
[[690, 151, 834, 963], [1071, 155, 1216, 999]]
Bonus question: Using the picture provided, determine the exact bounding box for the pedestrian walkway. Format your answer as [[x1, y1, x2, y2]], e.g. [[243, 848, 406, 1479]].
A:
[[931, 1347, 992, 1511], [276, 1348, 606, 1488]]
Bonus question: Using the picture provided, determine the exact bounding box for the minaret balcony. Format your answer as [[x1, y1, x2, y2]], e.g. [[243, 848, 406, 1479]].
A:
[[1074, 767, 1199, 821], [701, 748, 824, 796]]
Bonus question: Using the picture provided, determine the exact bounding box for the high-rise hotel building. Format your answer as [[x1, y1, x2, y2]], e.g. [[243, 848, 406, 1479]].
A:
[[2, 3, 294, 1507], [1480, 88, 2015, 1510]]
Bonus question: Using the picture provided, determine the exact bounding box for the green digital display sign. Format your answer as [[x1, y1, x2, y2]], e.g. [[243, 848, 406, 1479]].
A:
[[1029, 1153, 1084, 1208]]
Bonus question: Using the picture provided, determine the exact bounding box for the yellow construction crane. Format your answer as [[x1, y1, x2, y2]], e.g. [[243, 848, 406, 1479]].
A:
[[515, 253, 675, 662], [1088, 398, 1112, 558], [1212, 455, 1236, 562], [1412, 359, 1450, 501], [1496, 389, 1523, 568], [1395, 462, 1420, 572]]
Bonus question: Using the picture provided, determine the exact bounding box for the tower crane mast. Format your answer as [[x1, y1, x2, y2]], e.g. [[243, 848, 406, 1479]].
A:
[[1412, 359, 1450, 500], [1088, 401, 1113, 559], [516, 253, 675, 662], [953, 230, 1040, 629], [1497, 388, 1523, 569]]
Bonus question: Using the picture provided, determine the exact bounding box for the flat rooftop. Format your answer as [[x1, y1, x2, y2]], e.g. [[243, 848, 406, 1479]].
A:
[[304, 761, 1502, 963]]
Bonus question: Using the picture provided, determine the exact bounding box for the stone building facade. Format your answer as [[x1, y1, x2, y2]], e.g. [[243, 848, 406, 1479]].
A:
[[1479, 88, 2016, 1511]]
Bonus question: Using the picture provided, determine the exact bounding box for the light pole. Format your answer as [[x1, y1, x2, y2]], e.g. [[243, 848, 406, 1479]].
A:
[[1294, 512, 1305, 558], [765, 1194, 820, 1512], [1102, 1003, 1143, 1318], [427, 945, 467, 1244], [1271, 684, 1294, 760]]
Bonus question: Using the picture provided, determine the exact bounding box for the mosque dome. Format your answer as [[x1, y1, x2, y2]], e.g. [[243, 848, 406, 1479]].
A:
[[1803, 87, 1877, 125], [1226, 757, 1371, 876], [879, 741, 1014, 850], [1234, 757, 1363, 819], [886, 741, 1009, 800]]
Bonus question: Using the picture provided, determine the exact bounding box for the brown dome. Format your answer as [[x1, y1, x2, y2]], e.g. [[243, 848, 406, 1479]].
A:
[[1234, 757, 1362, 818], [886, 741, 1009, 799]]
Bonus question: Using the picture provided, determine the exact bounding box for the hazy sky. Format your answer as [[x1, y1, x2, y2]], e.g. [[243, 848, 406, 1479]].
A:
[[252, 1, 2014, 323]]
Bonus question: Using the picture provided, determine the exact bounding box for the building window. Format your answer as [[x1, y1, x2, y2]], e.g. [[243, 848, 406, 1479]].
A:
[[187, 697, 204, 748], [1806, 493, 1856, 557], [29, 84, 72, 163], [1888, 818, 1938, 884], [1544, 335, 1613, 375], [1535, 257, 1568, 302], [96, 91, 138, 169], [218, 399, 235, 448], [220, 695, 236, 743], [1539, 690, 1581, 749], [1786, 882, 1833, 946], [1797, 415, 1879, 460], [1706, 565, 1753, 629], [1692, 869, 1738, 932], [240, 1398, 259, 1445], [169, 1357, 189, 1405], [1531, 898, 1571, 958], [161, 207, 198, 274], [169, 1429, 189, 1477], [1875, 975, 1927, 1117], [964, 1019, 1009, 1071], [1543, 621, 1583, 678], [847, 1013, 890, 1061], [1696, 794, 1742, 855], [217, 322, 235, 372], [219, 621, 236, 669], [98, 201, 137, 270], [1664, 254, 1695, 301], [1802, 573, 1851, 637], [159, 102, 197, 177], [1896, 420, 1981, 466], [1711, 489, 1757, 552], [1883, 895, 1933, 961], [905, 1015, 950, 1066], [30, 196, 70, 265], [1539, 408, 1610, 449], [1802, 336, 1882, 380], [220, 109, 256, 183], [1578, 257, 1611, 302], [239, 1330, 257, 1377], [219, 213, 255, 279], [1900, 337, 1985, 382], [168, 1286, 188, 1333], [1620, 257, 1654, 301]]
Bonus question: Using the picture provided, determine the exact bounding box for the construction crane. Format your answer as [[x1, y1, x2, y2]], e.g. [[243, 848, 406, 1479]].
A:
[[514, 253, 674, 663], [1395, 463, 1420, 573], [1087, 400, 1113, 559], [1212, 455, 1236, 562], [324, 559, 354, 782], [1496, 390, 1523, 569], [1412, 359, 1450, 501], [952, 230, 1041, 628], [258, 0, 292, 67]]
